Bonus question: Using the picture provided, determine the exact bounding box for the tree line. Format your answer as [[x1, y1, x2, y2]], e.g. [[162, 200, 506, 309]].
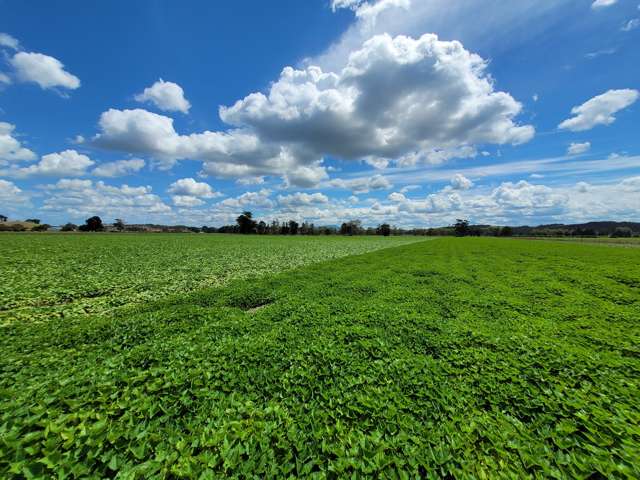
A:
[[3, 212, 638, 237], [207, 212, 394, 236]]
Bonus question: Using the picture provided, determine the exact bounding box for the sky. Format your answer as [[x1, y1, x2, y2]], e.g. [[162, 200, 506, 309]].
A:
[[1, 0, 639, 228]]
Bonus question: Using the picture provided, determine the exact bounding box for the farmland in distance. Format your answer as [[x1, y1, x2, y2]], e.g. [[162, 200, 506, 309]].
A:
[[0, 233, 424, 324]]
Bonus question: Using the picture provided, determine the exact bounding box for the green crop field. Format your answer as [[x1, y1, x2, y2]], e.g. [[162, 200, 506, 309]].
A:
[[0, 233, 423, 324], [522, 237, 640, 247], [1, 237, 639, 478]]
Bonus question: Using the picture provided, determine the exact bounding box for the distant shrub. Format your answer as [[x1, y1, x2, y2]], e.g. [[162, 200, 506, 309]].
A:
[[610, 227, 633, 238]]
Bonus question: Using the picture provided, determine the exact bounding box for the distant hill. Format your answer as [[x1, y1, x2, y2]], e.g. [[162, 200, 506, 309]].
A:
[[510, 221, 640, 236], [0, 221, 40, 232]]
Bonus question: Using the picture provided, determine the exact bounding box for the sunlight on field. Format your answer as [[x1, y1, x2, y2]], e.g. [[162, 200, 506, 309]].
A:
[[0, 233, 424, 323], [1, 238, 639, 477]]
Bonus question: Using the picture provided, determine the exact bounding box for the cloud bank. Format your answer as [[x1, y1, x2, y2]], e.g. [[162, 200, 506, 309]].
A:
[[93, 33, 533, 186]]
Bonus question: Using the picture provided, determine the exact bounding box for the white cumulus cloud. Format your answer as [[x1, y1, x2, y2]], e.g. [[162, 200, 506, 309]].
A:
[[278, 192, 329, 208], [10, 52, 80, 90], [559, 89, 639, 132], [0, 122, 37, 164], [491, 180, 567, 211], [167, 178, 217, 198], [9, 150, 93, 178], [450, 173, 474, 190], [217, 189, 274, 210], [221, 34, 534, 163], [317, 0, 577, 75], [387, 191, 407, 202], [0, 179, 28, 206], [92, 158, 145, 178], [0, 33, 20, 50], [135, 79, 191, 113], [92, 33, 533, 186], [330, 174, 392, 194], [41, 179, 171, 219], [171, 195, 205, 208], [283, 165, 329, 188], [93, 108, 283, 173]]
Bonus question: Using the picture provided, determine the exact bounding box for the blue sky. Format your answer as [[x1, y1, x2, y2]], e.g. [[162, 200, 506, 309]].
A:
[[1, 0, 639, 227]]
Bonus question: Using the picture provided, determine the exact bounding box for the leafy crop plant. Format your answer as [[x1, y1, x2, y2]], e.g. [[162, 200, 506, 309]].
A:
[[1, 238, 639, 478]]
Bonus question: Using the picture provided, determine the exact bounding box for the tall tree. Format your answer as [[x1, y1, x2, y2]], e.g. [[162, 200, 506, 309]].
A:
[[79, 216, 104, 232], [454, 219, 470, 237], [114, 219, 125, 231], [340, 220, 363, 236], [61, 223, 77, 232], [377, 223, 391, 236], [236, 211, 257, 234]]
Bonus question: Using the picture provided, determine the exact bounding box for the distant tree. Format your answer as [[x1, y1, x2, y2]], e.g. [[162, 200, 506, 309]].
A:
[[257, 221, 267, 234], [25, 218, 40, 224], [611, 227, 633, 238], [79, 216, 104, 232], [61, 223, 77, 232], [377, 223, 391, 236], [236, 211, 257, 234], [499, 226, 513, 237], [114, 219, 125, 231], [454, 219, 470, 237], [218, 224, 239, 233], [340, 220, 363, 236], [32, 224, 50, 232], [572, 227, 596, 237], [318, 226, 335, 235], [288, 220, 299, 235]]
